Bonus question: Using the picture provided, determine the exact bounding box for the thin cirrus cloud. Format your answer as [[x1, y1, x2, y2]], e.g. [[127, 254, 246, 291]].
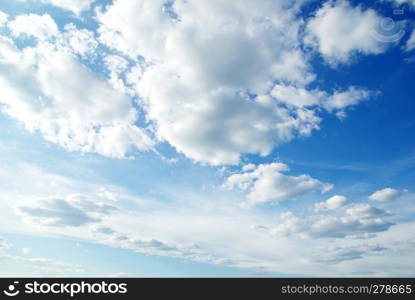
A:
[[17, 0, 96, 16], [16, 195, 117, 227]]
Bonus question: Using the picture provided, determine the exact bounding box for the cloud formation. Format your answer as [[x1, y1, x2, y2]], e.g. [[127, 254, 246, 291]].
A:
[[305, 0, 388, 64], [369, 188, 402, 202], [315, 195, 348, 211], [271, 201, 394, 239], [94, 0, 375, 165], [223, 163, 332, 206], [0, 15, 154, 159], [17, 195, 117, 227]]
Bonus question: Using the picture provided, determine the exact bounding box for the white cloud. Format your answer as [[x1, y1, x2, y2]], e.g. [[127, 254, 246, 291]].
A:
[[22, 248, 31, 254], [0, 20, 154, 159], [271, 84, 373, 118], [272, 212, 393, 239], [223, 163, 332, 206], [16, 195, 117, 227], [346, 204, 392, 218], [315, 195, 348, 211], [18, 0, 96, 15], [271, 202, 394, 239], [305, 0, 388, 64], [316, 244, 386, 263], [62, 23, 98, 57], [405, 29, 415, 52], [96, 0, 340, 165], [9, 14, 59, 40], [369, 188, 402, 201], [385, 0, 415, 7]]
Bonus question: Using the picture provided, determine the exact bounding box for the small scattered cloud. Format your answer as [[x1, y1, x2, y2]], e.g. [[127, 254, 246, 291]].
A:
[[315, 195, 348, 211], [305, 0, 390, 65], [369, 188, 402, 201], [223, 163, 332, 206]]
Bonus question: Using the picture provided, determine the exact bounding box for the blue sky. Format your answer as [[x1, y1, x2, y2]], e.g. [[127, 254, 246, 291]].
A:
[[0, 0, 414, 277]]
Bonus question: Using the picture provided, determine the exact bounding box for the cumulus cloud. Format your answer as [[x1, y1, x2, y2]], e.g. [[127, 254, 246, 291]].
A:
[[223, 163, 332, 206], [271, 211, 393, 239], [369, 188, 403, 202], [315, 195, 348, 211], [0, 2, 380, 165], [345, 204, 392, 218], [271, 199, 395, 239], [305, 0, 388, 64], [18, 0, 96, 15], [93, 0, 377, 165], [16, 195, 117, 227], [0, 16, 154, 159], [271, 84, 373, 118], [9, 14, 59, 40], [62, 23, 98, 57]]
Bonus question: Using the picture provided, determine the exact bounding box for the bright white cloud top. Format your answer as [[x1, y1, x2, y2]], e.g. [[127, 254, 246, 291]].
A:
[[0, 0, 414, 277]]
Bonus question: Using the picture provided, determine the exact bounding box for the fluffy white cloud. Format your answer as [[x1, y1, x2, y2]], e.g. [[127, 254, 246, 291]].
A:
[[96, 0, 379, 164], [271, 84, 373, 118], [271, 200, 394, 239], [0, 16, 154, 159], [16, 195, 117, 227], [8, 14, 59, 40], [18, 0, 95, 15], [385, 0, 415, 7], [346, 204, 392, 218], [97, 0, 359, 165], [271, 209, 394, 239], [305, 0, 388, 64], [62, 23, 98, 57], [369, 188, 402, 201], [223, 163, 332, 206], [315, 195, 348, 211]]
